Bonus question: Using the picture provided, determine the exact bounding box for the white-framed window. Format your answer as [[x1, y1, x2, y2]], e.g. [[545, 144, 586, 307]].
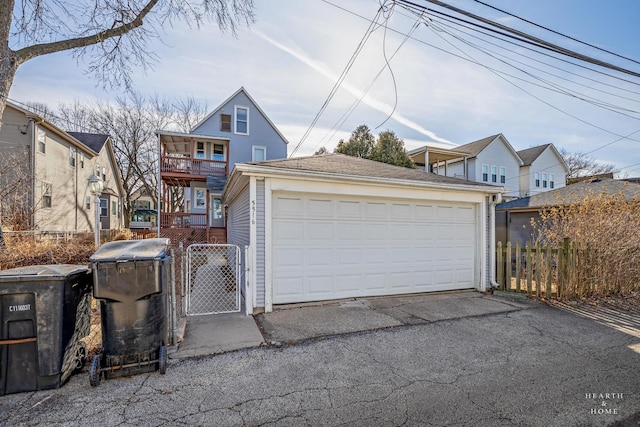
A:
[[499, 166, 506, 184], [102, 167, 106, 181], [42, 182, 52, 208], [542, 172, 548, 188], [86, 196, 91, 210], [111, 200, 117, 216], [196, 142, 205, 159], [491, 165, 497, 183], [220, 114, 232, 132], [80, 153, 84, 168], [213, 144, 225, 161], [550, 173, 555, 189], [234, 106, 249, 135], [535, 172, 540, 187], [252, 146, 266, 162], [69, 147, 76, 167], [195, 189, 206, 208], [100, 198, 108, 217], [482, 164, 489, 182], [37, 128, 46, 153], [96, 163, 100, 177]]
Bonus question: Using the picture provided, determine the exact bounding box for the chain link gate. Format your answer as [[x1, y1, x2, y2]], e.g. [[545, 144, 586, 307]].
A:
[[186, 244, 241, 315]]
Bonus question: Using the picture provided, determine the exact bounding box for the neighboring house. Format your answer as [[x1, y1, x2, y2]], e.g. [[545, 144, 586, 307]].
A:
[[409, 134, 568, 199], [157, 87, 288, 245], [495, 178, 640, 244], [0, 101, 124, 234], [517, 144, 567, 197], [223, 153, 503, 313], [129, 186, 157, 229]]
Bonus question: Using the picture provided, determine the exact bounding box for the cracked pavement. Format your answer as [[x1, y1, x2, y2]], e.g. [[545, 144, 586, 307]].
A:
[[1, 302, 639, 426]]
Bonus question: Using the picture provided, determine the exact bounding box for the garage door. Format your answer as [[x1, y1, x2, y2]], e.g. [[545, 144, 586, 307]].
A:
[[272, 193, 477, 304]]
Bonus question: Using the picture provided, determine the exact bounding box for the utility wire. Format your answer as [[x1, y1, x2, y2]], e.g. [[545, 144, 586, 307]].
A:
[[472, 0, 640, 67], [395, 0, 640, 78], [289, 4, 385, 157]]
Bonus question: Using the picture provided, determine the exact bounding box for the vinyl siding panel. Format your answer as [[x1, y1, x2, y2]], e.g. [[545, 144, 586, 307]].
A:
[[227, 183, 251, 281], [256, 180, 266, 307]]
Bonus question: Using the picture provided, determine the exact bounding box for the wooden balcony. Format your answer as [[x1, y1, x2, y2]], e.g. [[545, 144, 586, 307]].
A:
[[161, 212, 207, 229], [161, 156, 227, 179]]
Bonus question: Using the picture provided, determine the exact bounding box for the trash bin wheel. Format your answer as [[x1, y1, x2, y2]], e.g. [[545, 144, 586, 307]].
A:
[[75, 343, 88, 372], [158, 345, 167, 375], [89, 355, 101, 387]]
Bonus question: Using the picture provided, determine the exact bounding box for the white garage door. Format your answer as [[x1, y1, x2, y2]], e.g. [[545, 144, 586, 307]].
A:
[[272, 193, 477, 304]]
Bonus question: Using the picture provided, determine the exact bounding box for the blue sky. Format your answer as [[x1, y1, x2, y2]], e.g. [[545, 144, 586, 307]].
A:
[[9, 0, 640, 176]]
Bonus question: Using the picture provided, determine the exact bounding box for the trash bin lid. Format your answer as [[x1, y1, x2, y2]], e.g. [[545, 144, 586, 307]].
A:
[[0, 264, 90, 283], [89, 238, 170, 262]]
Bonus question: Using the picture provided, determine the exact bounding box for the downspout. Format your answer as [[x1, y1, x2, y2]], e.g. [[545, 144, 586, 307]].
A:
[[489, 192, 503, 289], [30, 119, 37, 229], [157, 133, 162, 238]]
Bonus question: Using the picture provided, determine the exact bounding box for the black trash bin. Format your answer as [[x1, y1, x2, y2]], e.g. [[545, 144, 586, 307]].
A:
[[89, 238, 171, 386], [0, 264, 92, 395]]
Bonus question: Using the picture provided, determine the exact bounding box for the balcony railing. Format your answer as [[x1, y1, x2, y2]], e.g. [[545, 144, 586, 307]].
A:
[[161, 156, 227, 176], [161, 212, 207, 229]]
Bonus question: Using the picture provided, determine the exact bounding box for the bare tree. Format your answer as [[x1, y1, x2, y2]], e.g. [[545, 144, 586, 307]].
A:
[[559, 148, 617, 180], [57, 93, 209, 227], [0, 0, 254, 121]]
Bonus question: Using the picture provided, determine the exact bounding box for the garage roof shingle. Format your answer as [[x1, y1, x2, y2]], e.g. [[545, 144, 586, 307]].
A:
[[247, 153, 498, 188]]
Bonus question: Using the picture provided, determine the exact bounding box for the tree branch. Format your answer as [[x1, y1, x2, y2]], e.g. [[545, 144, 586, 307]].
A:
[[14, 0, 158, 64]]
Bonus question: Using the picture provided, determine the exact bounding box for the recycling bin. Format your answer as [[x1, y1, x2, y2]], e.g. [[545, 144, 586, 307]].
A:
[[0, 264, 92, 395], [88, 238, 171, 386]]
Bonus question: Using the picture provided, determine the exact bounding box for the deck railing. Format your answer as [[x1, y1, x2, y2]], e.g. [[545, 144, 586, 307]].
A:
[[160, 212, 207, 229], [161, 156, 227, 176]]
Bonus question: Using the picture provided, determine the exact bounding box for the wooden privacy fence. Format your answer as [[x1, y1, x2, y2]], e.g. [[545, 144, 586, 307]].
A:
[[496, 238, 592, 299]]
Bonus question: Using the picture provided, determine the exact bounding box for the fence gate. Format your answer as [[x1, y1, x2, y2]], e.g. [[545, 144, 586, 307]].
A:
[[186, 244, 241, 315]]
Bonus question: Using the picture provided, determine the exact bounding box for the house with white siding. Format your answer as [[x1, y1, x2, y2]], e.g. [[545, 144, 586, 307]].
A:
[[0, 101, 124, 234], [409, 134, 568, 199]]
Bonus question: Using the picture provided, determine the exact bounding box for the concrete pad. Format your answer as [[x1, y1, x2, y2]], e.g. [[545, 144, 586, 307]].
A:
[[256, 303, 403, 343], [171, 312, 264, 359]]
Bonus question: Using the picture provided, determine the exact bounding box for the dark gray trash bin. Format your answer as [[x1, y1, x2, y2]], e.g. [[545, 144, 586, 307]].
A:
[[88, 238, 171, 386], [0, 264, 92, 395]]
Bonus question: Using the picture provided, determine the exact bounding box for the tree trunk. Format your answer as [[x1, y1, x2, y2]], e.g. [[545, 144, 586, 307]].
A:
[[0, 38, 19, 250]]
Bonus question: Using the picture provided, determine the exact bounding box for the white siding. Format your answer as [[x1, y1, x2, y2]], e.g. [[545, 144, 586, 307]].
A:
[[474, 138, 521, 197], [227, 183, 250, 271], [528, 148, 567, 196], [256, 180, 266, 307]]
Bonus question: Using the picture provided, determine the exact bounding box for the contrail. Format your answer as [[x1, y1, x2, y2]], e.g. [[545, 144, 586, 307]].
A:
[[254, 30, 455, 146]]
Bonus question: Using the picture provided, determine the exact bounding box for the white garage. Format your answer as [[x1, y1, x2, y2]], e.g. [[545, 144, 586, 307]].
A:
[[223, 154, 502, 313]]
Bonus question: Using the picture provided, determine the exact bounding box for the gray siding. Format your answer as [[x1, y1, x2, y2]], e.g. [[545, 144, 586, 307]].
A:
[[227, 183, 251, 281], [191, 90, 288, 169], [256, 180, 266, 308]]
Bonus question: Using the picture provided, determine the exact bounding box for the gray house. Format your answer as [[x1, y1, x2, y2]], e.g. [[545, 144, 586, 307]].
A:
[[157, 87, 289, 245]]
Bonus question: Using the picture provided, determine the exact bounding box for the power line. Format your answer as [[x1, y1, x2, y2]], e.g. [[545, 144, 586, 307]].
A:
[[395, 0, 640, 78], [289, 3, 385, 157], [471, 0, 640, 67]]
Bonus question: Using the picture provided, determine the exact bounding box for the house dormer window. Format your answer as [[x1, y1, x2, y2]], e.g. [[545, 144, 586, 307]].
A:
[[234, 106, 249, 135], [220, 114, 231, 132]]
